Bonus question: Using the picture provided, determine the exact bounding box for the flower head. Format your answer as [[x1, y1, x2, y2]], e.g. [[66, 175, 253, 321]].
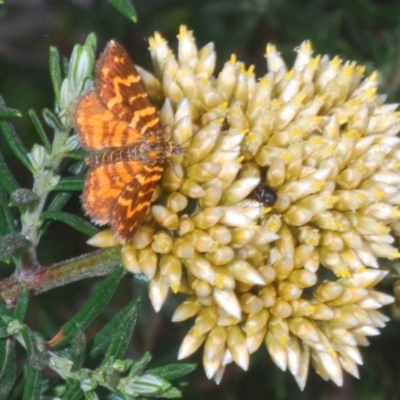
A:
[[90, 26, 398, 389]]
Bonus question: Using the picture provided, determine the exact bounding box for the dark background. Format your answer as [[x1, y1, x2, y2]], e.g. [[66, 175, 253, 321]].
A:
[[1, 0, 400, 399]]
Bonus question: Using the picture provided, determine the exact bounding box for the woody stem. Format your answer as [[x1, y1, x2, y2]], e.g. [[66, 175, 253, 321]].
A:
[[0, 247, 121, 305]]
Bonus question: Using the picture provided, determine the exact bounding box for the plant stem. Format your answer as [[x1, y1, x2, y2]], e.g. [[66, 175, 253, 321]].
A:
[[0, 247, 122, 305]]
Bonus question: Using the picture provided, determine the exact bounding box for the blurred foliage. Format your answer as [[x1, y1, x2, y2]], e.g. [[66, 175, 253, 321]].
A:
[[1, 0, 400, 398]]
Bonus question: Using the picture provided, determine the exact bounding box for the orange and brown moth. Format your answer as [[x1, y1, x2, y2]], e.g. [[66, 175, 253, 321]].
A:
[[74, 41, 183, 244]]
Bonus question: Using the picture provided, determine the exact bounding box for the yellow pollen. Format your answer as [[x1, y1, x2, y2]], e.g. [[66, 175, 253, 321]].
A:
[[311, 137, 324, 146], [291, 128, 302, 138], [308, 237, 319, 246], [335, 267, 351, 278], [336, 113, 348, 124], [389, 251, 400, 260], [192, 326, 201, 337], [393, 208, 400, 217], [171, 281, 179, 294], [309, 55, 321, 68], [215, 275, 225, 289], [342, 65, 354, 79], [246, 132, 258, 143], [374, 189, 385, 200], [327, 347, 337, 357], [331, 56, 342, 70], [285, 70, 294, 79], [150, 31, 166, 48], [200, 77, 210, 86], [312, 181, 325, 191], [220, 102, 228, 112], [305, 305, 316, 315], [304, 40, 313, 52], [279, 336, 288, 346], [323, 144, 335, 157], [356, 65, 366, 75], [259, 76, 269, 88], [325, 196, 338, 207], [377, 224, 390, 234], [239, 63, 246, 73], [295, 93, 307, 105], [357, 194, 366, 203], [368, 71, 378, 82], [365, 87, 377, 99], [230, 54, 237, 64], [266, 43, 276, 55], [248, 65, 255, 76], [357, 165, 366, 174], [262, 207, 272, 215], [271, 99, 283, 109], [178, 25, 190, 39], [266, 219, 279, 231], [247, 327, 256, 336], [282, 153, 293, 163], [346, 99, 362, 108], [236, 156, 245, 164]]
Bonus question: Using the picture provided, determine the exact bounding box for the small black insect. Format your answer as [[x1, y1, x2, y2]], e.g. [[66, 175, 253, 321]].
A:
[[252, 183, 277, 206]]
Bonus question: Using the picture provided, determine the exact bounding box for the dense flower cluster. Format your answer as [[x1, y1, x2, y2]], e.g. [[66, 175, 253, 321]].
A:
[[89, 26, 398, 389]]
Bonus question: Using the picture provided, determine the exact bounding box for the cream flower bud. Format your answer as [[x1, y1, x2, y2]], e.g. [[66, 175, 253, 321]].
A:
[[213, 288, 242, 320], [149, 274, 169, 312], [227, 325, 249, 370], [172, 297, 202, 322], [121, 244, 141, 274]]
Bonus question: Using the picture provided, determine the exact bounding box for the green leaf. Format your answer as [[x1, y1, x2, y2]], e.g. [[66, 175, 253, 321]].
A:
[[0, 106, 21, 119], [83, 390, 98, 400], [88, 298, 140, 360], [0, 96, 21, 118], [42, 108, 65, 132], [22, 365, 42, 400], [156, 385, 182, 398], [69, 329, 86, 371], [0, 119, 32, 172], [47, 192, 72, 213], [127, 352, 152, 379], [49, 266, 125, 349], [54, 177, 85, 191], [68, 160, 87, 176], [146, 363, 197, 381], [102, 298, 140, 365], [0, 148, 19, 194], [40, 192, 73, 238], [84, 32, 97, 52], [20, 326, 44, 369], [0, 187, 17, 236], [49, 46, 63, 107], [0, 298, 11, 318], [0, 233, 31, 261], [62, 379, 83, 400], [0, 338, 16, 398], [14, 288, 29, 322], [28, 109, 51, 152], [40, 211, 98, 237], [107, 0, 137, 21], [65, 150, 87, 161]]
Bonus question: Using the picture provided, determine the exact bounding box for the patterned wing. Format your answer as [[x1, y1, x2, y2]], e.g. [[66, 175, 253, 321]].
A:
[[82, 160, 145, 226], [75, 91, 144, 150], [96, 41, 162, 139], [111, 162, 164, 243]]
